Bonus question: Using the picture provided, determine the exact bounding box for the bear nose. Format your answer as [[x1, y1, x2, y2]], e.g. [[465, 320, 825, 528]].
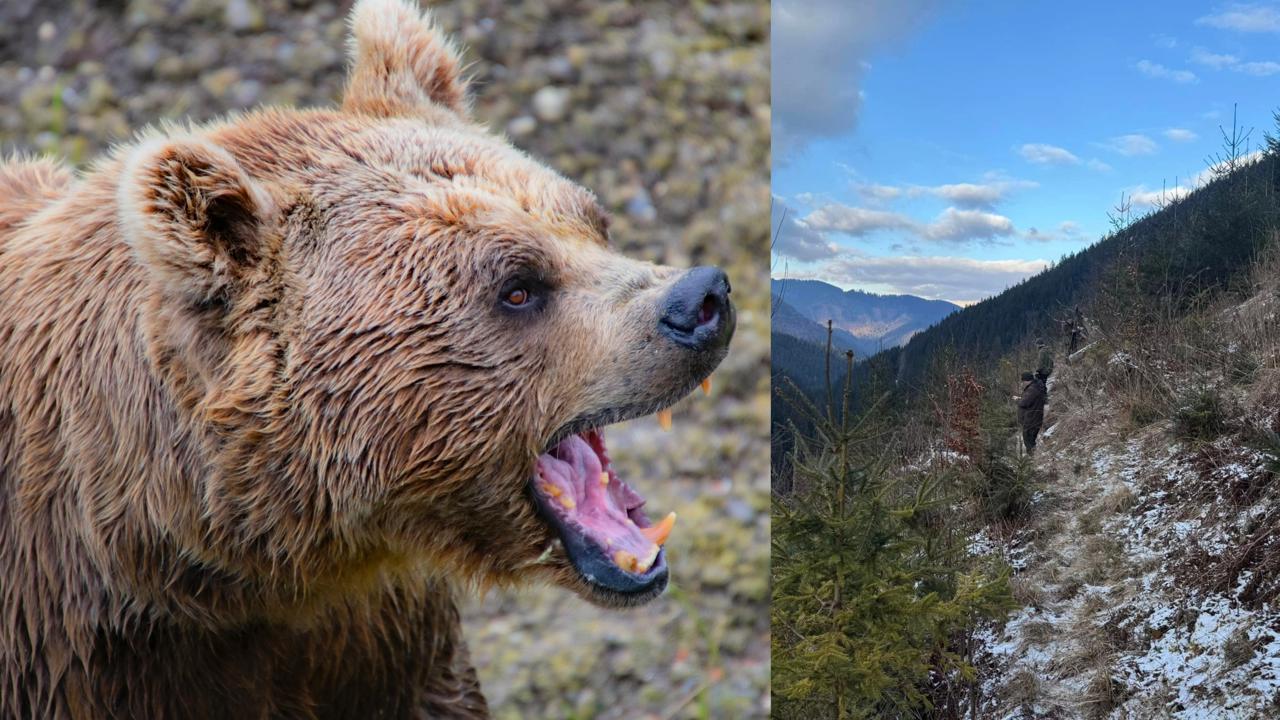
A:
[[657, 266, 734, 351]]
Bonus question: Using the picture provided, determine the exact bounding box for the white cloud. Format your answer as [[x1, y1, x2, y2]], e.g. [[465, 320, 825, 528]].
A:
[[1190, 46, 1280, 75], [773, 0, 941, 159], [1135, 59, 1199, 83], [1198, 4, 1280, 32], [1105, 134, 1159, 156], [1191, 47, 1241, 68], [1193, 149, 1267, 186], [1153, 34, 1179, 49], [922, 207, 1016, 243], [1087, 158, 1114, 172], [917, 183, 1008, 208], [1022, 220, 1088, 244], [1129, 185, 1194, 208], [1237, 60, 1280, 75], [792, 191, 825, 207], [802, 204, 915, 236], [1127, 150, 1268, 209], [855, 183, 904, 203], [1020, 143, 1080, 165], [797, 202, 1020, 246], [867, 177, 1038, 209], [771, 198, 840, 261], [1164, 128, 1199, 142], [808, 254, 1049, 304]]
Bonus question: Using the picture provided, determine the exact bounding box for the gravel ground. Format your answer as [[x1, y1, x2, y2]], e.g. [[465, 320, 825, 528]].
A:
[[0, 1, 771, 717]]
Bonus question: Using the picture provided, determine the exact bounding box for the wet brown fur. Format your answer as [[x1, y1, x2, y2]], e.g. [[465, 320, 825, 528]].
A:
[[0, 1, 714, 717]]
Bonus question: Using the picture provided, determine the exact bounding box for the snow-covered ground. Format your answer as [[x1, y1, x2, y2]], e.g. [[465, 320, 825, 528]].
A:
[[974, 307, 1280, 718]]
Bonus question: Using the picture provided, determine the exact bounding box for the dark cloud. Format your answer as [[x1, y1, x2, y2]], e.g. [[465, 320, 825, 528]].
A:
[[771, 198, 838, 261], [772, 0, 941, 160]]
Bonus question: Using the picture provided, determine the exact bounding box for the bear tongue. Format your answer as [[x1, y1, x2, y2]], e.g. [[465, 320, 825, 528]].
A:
[[535, 433, 670, 574]]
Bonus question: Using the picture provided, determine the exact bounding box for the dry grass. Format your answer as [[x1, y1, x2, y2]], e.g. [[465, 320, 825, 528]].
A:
[[1082, 535, 1126, 585], [1099, 486, 1137, 515], [1078, 591, 1110, 616], [1021, 619, 1058, 645], [1082, 665, 1126, 719], [998, 668, 1042, 710], [1055, 576, 1085, 603], [1076, 507, 1104, 537], [1011, 575, 1047, 608], [1224, 625, 1258, 669]]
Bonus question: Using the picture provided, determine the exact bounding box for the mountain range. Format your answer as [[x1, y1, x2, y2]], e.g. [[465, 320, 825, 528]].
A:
[[771, 278, 960, 358]]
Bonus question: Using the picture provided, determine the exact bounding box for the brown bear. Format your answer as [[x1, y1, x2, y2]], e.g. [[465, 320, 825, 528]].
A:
[[0, 1, 735, 717]]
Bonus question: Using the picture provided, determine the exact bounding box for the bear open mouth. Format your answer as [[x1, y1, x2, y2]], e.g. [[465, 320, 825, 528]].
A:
[[530, 428, 675, 599]]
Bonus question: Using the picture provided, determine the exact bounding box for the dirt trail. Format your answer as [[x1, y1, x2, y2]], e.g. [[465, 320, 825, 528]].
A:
[[979, 359, 1280, 719]]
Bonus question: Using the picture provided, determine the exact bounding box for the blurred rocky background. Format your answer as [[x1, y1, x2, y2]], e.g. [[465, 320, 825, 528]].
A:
[[0, 1, 770, 717]]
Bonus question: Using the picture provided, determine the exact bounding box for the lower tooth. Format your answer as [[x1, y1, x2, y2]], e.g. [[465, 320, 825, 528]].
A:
[[636, 544, 660, 573], [657, 409, 672, 431], [613, 550, 638, 573]]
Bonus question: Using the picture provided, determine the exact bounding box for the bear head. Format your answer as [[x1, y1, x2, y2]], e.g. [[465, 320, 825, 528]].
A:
[[111, 0, 734, 614]]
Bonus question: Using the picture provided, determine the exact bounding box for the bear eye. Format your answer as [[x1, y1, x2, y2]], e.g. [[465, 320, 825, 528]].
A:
[[505, 287, 529, 306], [498, 276, 548, 313]]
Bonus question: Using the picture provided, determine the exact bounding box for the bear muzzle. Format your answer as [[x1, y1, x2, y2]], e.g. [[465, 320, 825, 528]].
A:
[[657, 265, 735, 355]]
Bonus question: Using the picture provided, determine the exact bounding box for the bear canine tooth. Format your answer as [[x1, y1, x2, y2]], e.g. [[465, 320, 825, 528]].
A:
[[701, 375, 712, 395], [599, 472, 609, 486], [638, 511, 676, 546], [656, 409, 672, 431]]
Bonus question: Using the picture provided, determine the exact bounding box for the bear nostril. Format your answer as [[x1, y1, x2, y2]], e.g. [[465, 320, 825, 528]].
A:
[[657, 266, 734, 351], [697, 295, 718, 327]]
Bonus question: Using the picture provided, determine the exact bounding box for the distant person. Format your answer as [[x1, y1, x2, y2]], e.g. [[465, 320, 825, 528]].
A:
[[1036, 340, 1054, 380], [1067, 306, 1083, 355], [1014, 371, 1047, 454]]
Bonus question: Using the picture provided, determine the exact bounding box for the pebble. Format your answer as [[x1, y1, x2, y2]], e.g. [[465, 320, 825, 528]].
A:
[[625, 187, 657, 223], [530, 86, 570, 123], [506, 115, 537, 138], [225, 0, 266, 32], [545, 55, 575, 82], [200, 68, 241, 98]]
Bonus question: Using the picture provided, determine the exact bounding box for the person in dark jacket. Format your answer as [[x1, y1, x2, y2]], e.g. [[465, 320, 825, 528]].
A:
[[1014, 371, 1047, 454]]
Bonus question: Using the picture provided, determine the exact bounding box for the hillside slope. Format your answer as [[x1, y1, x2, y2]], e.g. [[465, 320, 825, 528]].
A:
[[975, 269, 1280, 718], [771, 295, 873, 356], [887, 152, 1280, 393]]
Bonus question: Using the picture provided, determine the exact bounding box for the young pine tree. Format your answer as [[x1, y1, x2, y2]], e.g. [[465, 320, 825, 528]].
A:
[[772, 350, 1015, 719]]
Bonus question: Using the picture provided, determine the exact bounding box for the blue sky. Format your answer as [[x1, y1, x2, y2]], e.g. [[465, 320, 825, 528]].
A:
[[772, 0, 1280, 304]]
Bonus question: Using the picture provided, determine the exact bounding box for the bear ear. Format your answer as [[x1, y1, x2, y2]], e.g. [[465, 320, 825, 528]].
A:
[[342, 0, 471, 119], [118, 136, 275, 306]]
